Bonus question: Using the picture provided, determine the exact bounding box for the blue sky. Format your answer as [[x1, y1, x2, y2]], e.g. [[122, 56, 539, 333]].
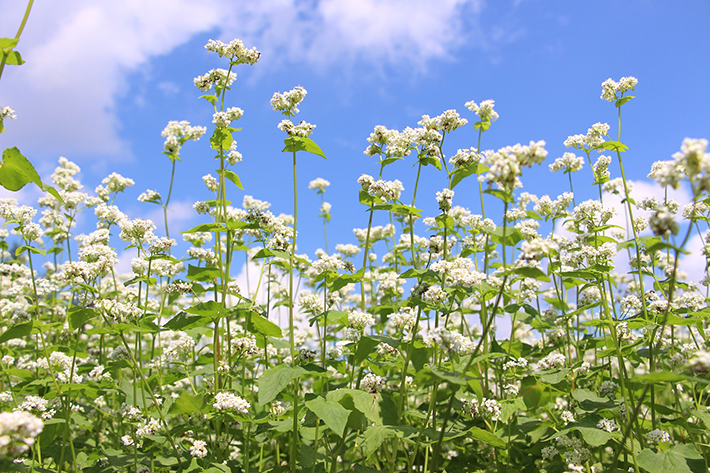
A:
[[0, 0, 708, 278]]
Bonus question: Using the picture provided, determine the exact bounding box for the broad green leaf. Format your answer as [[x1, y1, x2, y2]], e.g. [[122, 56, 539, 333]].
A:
[[15, 245, 46, 257], [210, 128, 233, 150], [245, 311, 282, 337], [631, 371, 687, 384], [0, 321, 32, 343], [1, 50, 24, 65], [537, 368, 570, 385], [0, 38, 19, 48], [369, 204, 421, 217], [645, 241, 690, 255], [198, 94, 218, 106], [637, 444, 705, 473], [182, 222, 227, 233], [467, 426, 505, 448], [68, 307, 97, 331], [450, 162, 480, 189], [258, 365, 306, 405], [474, 119, 491, 131], [361, 425, 394, 458], [326, 389, 395, 426], [163, 311, 211, 331], [354, 336, 380, 364], [575, 426, 614, 447], [596, 140, 629, 152], [282, 136, 326, 159], [616, 95, 635, 107], [490, 226, 523, 246], [168, 392, 204, 415], [571, 388, 616, 412], [305, 396, 350, 437], [0, 147, 64, 203], [218, 168, 243, 190], [483, 188, 514, 203], [415, 367, 468, 386], [186, 300, 223, 316], [510, 266, 550, 282], [186, 264, 221, 282]]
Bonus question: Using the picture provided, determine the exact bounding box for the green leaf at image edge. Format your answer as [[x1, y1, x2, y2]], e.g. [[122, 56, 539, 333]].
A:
[[0, 321, 32, 344], [0, 147, 64, 204], [282, 137, 326, 159], [637, 444, 705, 473]]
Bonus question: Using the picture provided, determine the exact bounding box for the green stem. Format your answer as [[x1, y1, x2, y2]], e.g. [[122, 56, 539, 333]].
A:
[[0, 0, 34, 82]]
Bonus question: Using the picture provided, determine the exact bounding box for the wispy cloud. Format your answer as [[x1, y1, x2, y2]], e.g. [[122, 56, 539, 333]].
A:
[[0, 0, 486, 163]]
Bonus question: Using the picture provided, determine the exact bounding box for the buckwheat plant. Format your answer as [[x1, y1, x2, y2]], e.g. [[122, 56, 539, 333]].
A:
[[2, 20, 710, 473]]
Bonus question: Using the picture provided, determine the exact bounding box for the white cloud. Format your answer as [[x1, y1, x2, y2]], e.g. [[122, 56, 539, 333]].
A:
[[0, 0, 221, 160], [0, 0, 485, 164]]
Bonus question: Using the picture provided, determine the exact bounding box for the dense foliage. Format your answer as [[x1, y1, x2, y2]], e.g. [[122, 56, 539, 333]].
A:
[[2, 12, 710, 473]]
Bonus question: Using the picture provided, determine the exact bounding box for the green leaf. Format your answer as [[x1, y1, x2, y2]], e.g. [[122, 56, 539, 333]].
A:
[[575, 426, 614, 447], [1, 50, 24, 65], [537, 368, 570, 385], [68, 307, 97, 331], [15, 245, 47, 257], [637, 444, 705, 473], [490, 227, 523, 246], [0, 147, 64, 203], [258, 365, 306, 405], [182, 223, 227, 233], [616, 95, 635, 107], [596, 140, 629, 152], [571, 389, 616, 412], [186, 264, 221, 282], [198, 94, 218, 105], [0, 38, 19, 49], [163, 311, 211, 331], [246, 311, 282, 337], [467, 426, 505, 448], [361, 425, 394, 458], [450, 162, 479, 189], [186, 300, 223, 317], [354, 336, 381, 364], [0, 321, 32, 344], [415, 367, 468, 386], [631, 371, 687, 384], [369, 204, 421, 217], [510, 266, 550, 282], [168, 392, 204, 415], [646, 241, 690, 255], [219, 169, 243, 190], [474, 119, 491, 131], [305, 396, 350, 437], [484, 188, 514, 203], [282, 137, 326, 159], [210, 128, 233, 150], [326, 389, 395, 426]]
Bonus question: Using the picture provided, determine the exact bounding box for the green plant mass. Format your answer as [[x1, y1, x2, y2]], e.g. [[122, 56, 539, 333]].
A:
[[1, 7, 710, 473]]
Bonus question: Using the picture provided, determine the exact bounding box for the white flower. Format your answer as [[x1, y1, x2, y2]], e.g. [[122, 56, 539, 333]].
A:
[[190, 439, 208, 458], [213, 392, 250, 414], [194, 68, 236, 92], [596, 418, 617, 432], [309, 178, 330, 191], [271, 86, 308, 115], [361, 373, 386, 393], [645, 429, 670, 444], [204, 39, 260, 65], [465, 99, 499, 122], [0, 410, 44, 457]]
